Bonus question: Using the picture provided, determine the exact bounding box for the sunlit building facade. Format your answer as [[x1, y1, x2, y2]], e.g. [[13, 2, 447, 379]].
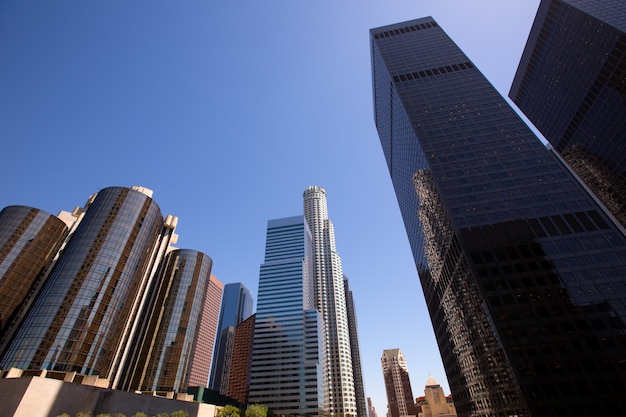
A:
[[381, 349, 416, 417], [0, 206, 69, 347], [188, 273, 224, 388], [510, 0, 626, 229], [249, 216, 325, 416], [371, 17, 626, 416], [227, 313, 256, 404], [126, 249, 213, 393], [0, 186, 174, 387], [304, 186, 356, 417]]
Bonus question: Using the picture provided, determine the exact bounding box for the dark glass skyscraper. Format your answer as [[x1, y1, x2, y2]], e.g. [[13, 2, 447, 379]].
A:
[[510, 0, 626, 230], [209, 282, 253, 394], [344, 277, 367, 417], [371, 17, 626, 417]]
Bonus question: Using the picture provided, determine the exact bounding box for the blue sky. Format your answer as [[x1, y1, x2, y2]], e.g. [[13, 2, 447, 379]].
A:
[[1, 0, 541, 413]]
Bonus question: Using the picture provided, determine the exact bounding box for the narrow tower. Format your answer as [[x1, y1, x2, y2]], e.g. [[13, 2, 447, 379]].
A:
[[209, 282, 253, 393], [381, 349, 416, 417], [303, 186, 356, 417]]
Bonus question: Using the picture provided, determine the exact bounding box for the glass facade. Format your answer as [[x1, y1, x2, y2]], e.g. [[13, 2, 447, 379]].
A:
[[249, 216, 325, 416], [344, 277, 367, 417], [209, 282, 253, 393], [510, 0, 626, 229], [127, 249, 213, 392], [0, 187, 163, 380], [371, 17, 626, 416], [0, 206, 69, 345]]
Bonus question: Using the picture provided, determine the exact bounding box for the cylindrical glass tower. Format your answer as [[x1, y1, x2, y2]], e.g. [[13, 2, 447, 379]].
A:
[[129, 248, 213, 393], [0, 187, 163, 379], [0, 206, 69, 341]]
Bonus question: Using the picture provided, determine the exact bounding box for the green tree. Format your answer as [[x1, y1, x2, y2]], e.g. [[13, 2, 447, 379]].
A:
[[170, 411, 189, 417], [245, 404, 268, 417], [55, 414, 71, 417], [131, 413, 148, 417], [217, 404, 242, 417]]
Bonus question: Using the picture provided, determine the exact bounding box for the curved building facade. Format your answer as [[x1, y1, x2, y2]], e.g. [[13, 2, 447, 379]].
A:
[[129, 249, 213, 393], [0, 187, 164, 381], [303, 186, 356, 417], [0, 206, 69, 342]]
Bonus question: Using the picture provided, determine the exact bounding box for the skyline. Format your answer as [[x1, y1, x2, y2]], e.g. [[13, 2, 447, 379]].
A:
[[1, 1, 542, 413]]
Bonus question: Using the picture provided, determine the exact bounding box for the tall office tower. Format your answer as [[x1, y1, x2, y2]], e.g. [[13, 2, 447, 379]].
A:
[[249, 216, 325, 416], [371, 17, 626, 417], [381, 349, 416, 417], [367, 397, 377, 417], [227, 313, 256, 403], [0, 186, 177, 387], [188, 273, 224, 388], [0, 206, 69, 345], [125, 249, 213, 393], [510, 0, 626, 229], [367, 397, 378, 417], [343, 277, 367, 417], [303, 186, 356, 417], [209, 282, 253, 393]]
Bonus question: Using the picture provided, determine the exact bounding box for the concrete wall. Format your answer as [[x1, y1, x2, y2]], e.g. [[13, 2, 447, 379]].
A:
[[0, 376, 218, 417]]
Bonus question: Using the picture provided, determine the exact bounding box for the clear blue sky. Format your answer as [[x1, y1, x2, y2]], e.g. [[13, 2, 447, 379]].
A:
[[1, 1, 540, 414]]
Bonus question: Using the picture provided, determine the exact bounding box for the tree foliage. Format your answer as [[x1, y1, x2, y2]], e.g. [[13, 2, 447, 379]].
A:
[[245, 404, 268, 417], [217, 405, 242, 417]]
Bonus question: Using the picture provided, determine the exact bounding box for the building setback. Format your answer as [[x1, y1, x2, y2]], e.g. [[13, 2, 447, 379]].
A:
[[381, 349, 416, 417], [371, 17, 626, 416], [303, 186, 356, 417], [248, 216, 325, 416], [510, 0, 626, 230]]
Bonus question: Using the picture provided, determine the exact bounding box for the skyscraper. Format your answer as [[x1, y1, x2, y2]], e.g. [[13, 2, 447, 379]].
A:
[[371, 17, 626, 416], [188, 273, 224, 388], [209, 282, 253, 393], [381, 349, 416, 417], [0, 206, 69, 347], [248, 216, 325, 416], [510, 0, 626, 230], [227, 313, 256, 404], [303, 186, 356, 417], [126, 249, 213, 393], [0, 186, 176, 387], [367, 397, 378, 417], [344, 277, 367, 417]]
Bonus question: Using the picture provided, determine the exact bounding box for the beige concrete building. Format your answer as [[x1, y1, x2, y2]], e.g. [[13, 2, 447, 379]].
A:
[[0, 368, 218, 417], [415, 377, 456, 417]]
